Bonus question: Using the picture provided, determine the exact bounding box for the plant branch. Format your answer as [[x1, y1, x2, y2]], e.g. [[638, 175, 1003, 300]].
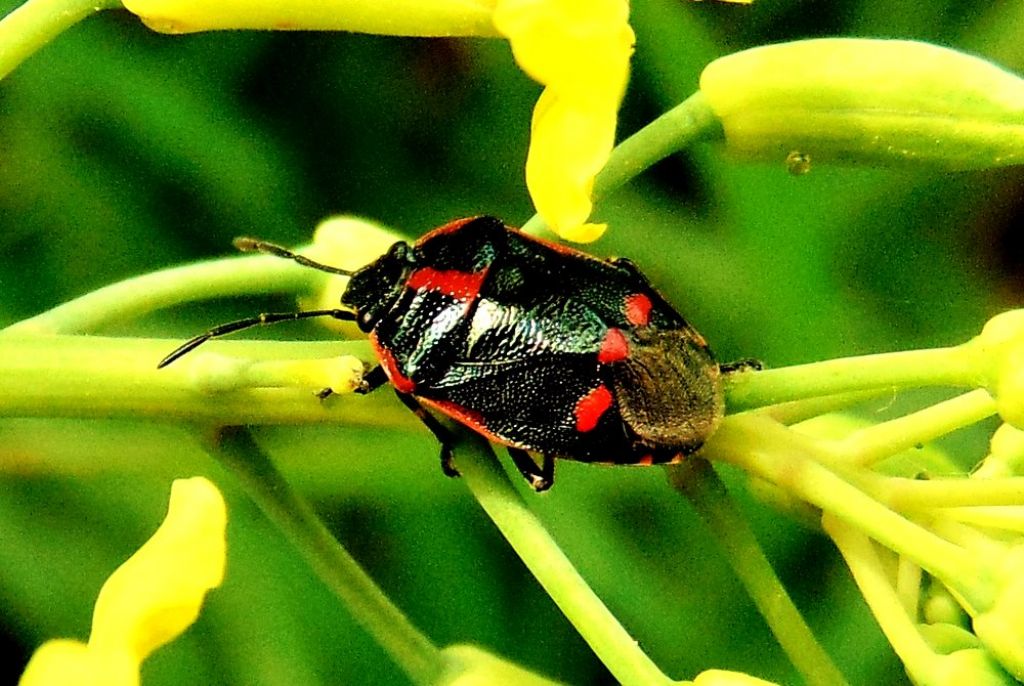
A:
[[3, 253, 325, 335], [0, 0, 121, 81], [454, 434, 675, 686], [667, 459, 850, 686], [521, 92, 720, 234], [704, 415, 995, 614], [204, 426, 446, 686]]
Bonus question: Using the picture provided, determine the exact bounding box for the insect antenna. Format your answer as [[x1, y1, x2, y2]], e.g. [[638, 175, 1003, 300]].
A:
[[158, 308, 358, 369], [159, 239, 361, 369], [233, 237, 356, 276]]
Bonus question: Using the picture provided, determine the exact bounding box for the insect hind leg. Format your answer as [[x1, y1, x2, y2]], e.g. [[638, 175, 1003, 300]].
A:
[[393, 391, 460, 478], [507, 448, 554, 492], [720, 358, 763, 374]]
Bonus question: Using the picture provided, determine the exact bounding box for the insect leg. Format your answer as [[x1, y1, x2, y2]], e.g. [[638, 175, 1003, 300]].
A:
[[720, 358, 763, 374], [158, 308, 357, 368], [354, 365, 389, 395], [392, 391, 460, 478], [318, 362, 388, 401], [507, 448, 554, 492]]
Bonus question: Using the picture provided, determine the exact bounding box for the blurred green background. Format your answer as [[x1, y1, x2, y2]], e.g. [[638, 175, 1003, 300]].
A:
[[1, 1, 1022, 684]]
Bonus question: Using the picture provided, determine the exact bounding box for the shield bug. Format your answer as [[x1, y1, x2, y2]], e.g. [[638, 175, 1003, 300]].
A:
[[160, 216, 734, 490]]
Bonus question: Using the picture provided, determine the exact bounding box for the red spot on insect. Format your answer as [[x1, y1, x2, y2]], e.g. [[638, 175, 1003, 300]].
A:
[[624, 293, 652, 326], [598, 327, 629, 364], [371, 333, 415, 394], [637, 454, 655, 466], [407, 267, 487, 301], [574, 385, 613, 433]]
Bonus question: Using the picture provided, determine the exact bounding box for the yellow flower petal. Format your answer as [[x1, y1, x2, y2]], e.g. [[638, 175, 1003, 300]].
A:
[[19, 640, 137, 686], [494, 0, 634, 242], [89, 477, 227, 661], [524, 88, 613, 241], [121, 0, 501, 36]]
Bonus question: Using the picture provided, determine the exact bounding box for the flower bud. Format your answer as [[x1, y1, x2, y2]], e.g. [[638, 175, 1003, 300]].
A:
[[699, 39, 1024, 170], [922, 648, 1017, 686], [973, 423, 1024, 478], [922, 584, 969, 628], [918, 622, 980, 654], [972, 545, 1024, 680], [972, 310, 1024, 430], [300, 216, 402, 333]]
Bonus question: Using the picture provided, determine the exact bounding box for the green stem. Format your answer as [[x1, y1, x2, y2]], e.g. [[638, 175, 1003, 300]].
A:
[[3, 253, 325, 335], [520, 92, 719, 234], [822, 515, 944, 684], [0, 334, 415, 427], [204, 426, 446, 686], [454, 435, 674, 686], [941, 507, 1024, 533], [0, 0, 120, 81], [704, 415, 995, 615], [592, 91, 720, 202], [667, 459, 850, 686], [838, 389, 997, 467], [725, 346, 982, 412], [865, 474, 1024, 510]]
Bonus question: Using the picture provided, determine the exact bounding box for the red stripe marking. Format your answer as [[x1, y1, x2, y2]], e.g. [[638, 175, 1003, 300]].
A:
[[424, 398, 486, 433], [370, 332, 415, 394], [406, 267, 487, 301], [510, 226, 594, 260], [422, 397, 525, 449], [624, 293, 652, 326], [574, 385, 613, 433], [597, 327, 629, 364]]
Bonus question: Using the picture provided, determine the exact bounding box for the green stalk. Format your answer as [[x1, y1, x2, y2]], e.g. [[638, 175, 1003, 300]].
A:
[[3, 253, 324, 335], [520, 92, 720, 234], [724, 347, 982, 412], [205, 426, 446, 686], [0, 0, 121, 80], [592, 91, 720, 201], [0, 334, 414, 427], [667, 459, 850, 686], [455, 435, 675, 686], [705, 415, 996, 615], [822, 516, 944, 684], [838, 389, 997, 467]]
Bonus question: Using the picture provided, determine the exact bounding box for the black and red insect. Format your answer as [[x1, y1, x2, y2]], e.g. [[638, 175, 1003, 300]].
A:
[[160, 216, 737, 490]]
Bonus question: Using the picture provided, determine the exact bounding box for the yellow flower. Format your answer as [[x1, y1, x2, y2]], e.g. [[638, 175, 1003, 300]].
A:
[[19, 477, 227, 686], [494, 0, 634, 242], [120, 0, 635, 243]]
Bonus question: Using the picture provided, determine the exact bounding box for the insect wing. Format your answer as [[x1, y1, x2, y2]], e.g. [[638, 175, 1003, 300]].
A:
[[421, 351, 635, 463], [610, 327, 723, 452]]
